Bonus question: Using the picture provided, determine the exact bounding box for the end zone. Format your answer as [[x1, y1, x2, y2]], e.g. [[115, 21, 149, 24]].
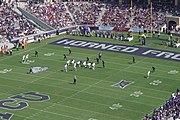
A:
[[49, 38, 180, 62]]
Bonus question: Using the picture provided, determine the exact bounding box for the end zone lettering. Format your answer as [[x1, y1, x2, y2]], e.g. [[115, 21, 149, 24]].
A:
[[55, 38, 139, 53], [0, 92, 50, 120], [142, 50, 180, 61], [50, 38, 180, 62]]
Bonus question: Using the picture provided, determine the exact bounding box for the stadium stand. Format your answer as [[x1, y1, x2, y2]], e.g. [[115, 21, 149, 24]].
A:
[[23, 0, 180, 33], [0, 2, 36, 41], [26, 2, 75, 28], [143, 89, 180, 120], [131, 6, 166, 30], [66, 1, 103, 25], [101, 4, 131, 28]]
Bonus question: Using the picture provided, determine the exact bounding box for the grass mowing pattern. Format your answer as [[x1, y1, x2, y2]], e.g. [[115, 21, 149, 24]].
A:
[[0, 34, 179, 120]]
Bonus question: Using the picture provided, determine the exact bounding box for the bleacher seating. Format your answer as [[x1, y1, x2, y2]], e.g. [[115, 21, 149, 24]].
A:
[[0, 2, 36, 40], [143, 89, 180, 120]]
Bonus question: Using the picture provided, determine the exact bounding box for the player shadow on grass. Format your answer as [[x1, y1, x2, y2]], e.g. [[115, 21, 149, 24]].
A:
[[61, 69, 74, 72], [69, 83, 75, 85], [97, 66, 103, 68], [144, 76, 148, 78]]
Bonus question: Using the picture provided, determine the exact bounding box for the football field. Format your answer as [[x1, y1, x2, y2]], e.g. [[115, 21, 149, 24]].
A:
[[0, 34, 179, 120]]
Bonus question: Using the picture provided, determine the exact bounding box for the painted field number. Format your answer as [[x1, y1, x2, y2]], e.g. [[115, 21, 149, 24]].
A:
[[109, 103, 122, 110], [130, 91, 143, 97], [149, 80, 162, 86]]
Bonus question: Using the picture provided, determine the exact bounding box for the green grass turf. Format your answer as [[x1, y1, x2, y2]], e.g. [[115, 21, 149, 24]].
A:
[[0, 34, 179, 120]]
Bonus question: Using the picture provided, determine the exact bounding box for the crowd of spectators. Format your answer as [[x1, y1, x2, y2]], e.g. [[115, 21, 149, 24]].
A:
[[151, 0, 180, 17], [26, 2, 74, 28], [0, 2, 36, 41], [132, 6, 166, 30], [24, 1, 180, 32], [143, 89, 180, 120], [66, 1, 103, 25], [0, 0, 179, 41], [101, 4, 131, 28]]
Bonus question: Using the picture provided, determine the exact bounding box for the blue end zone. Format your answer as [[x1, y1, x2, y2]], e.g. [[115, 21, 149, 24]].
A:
[[49, 38, 180, 62]]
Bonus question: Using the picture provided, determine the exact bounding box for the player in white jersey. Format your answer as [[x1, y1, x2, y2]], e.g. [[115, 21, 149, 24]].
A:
[[64, 64, 68, 72], [25, 54, 29, 62], [22, 55, 25, 63], [147, 70, 151, 79], [77, 61, 81, 67], [71, 59, 75, 65], [74, 63, 77, 71], [91, 62, 96, 70], [83, 61, 87, 68], [87, 62, 92, 69], [66, 60, 71, 66]]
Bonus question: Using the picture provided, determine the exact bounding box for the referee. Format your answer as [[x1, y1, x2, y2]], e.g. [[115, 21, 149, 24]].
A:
[[73, 75, 77, 84], [132, 56, 135, 63], [35, 50, 38, 57]]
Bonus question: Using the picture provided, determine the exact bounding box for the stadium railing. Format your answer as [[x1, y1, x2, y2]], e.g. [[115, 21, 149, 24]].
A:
[[10, 26, 76, 43], [17, 7, 55, 31]]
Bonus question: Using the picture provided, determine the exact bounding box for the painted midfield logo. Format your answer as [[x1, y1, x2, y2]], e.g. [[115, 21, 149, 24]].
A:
[[30, 67, 48, 74], [111, 80, 134, 89]]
